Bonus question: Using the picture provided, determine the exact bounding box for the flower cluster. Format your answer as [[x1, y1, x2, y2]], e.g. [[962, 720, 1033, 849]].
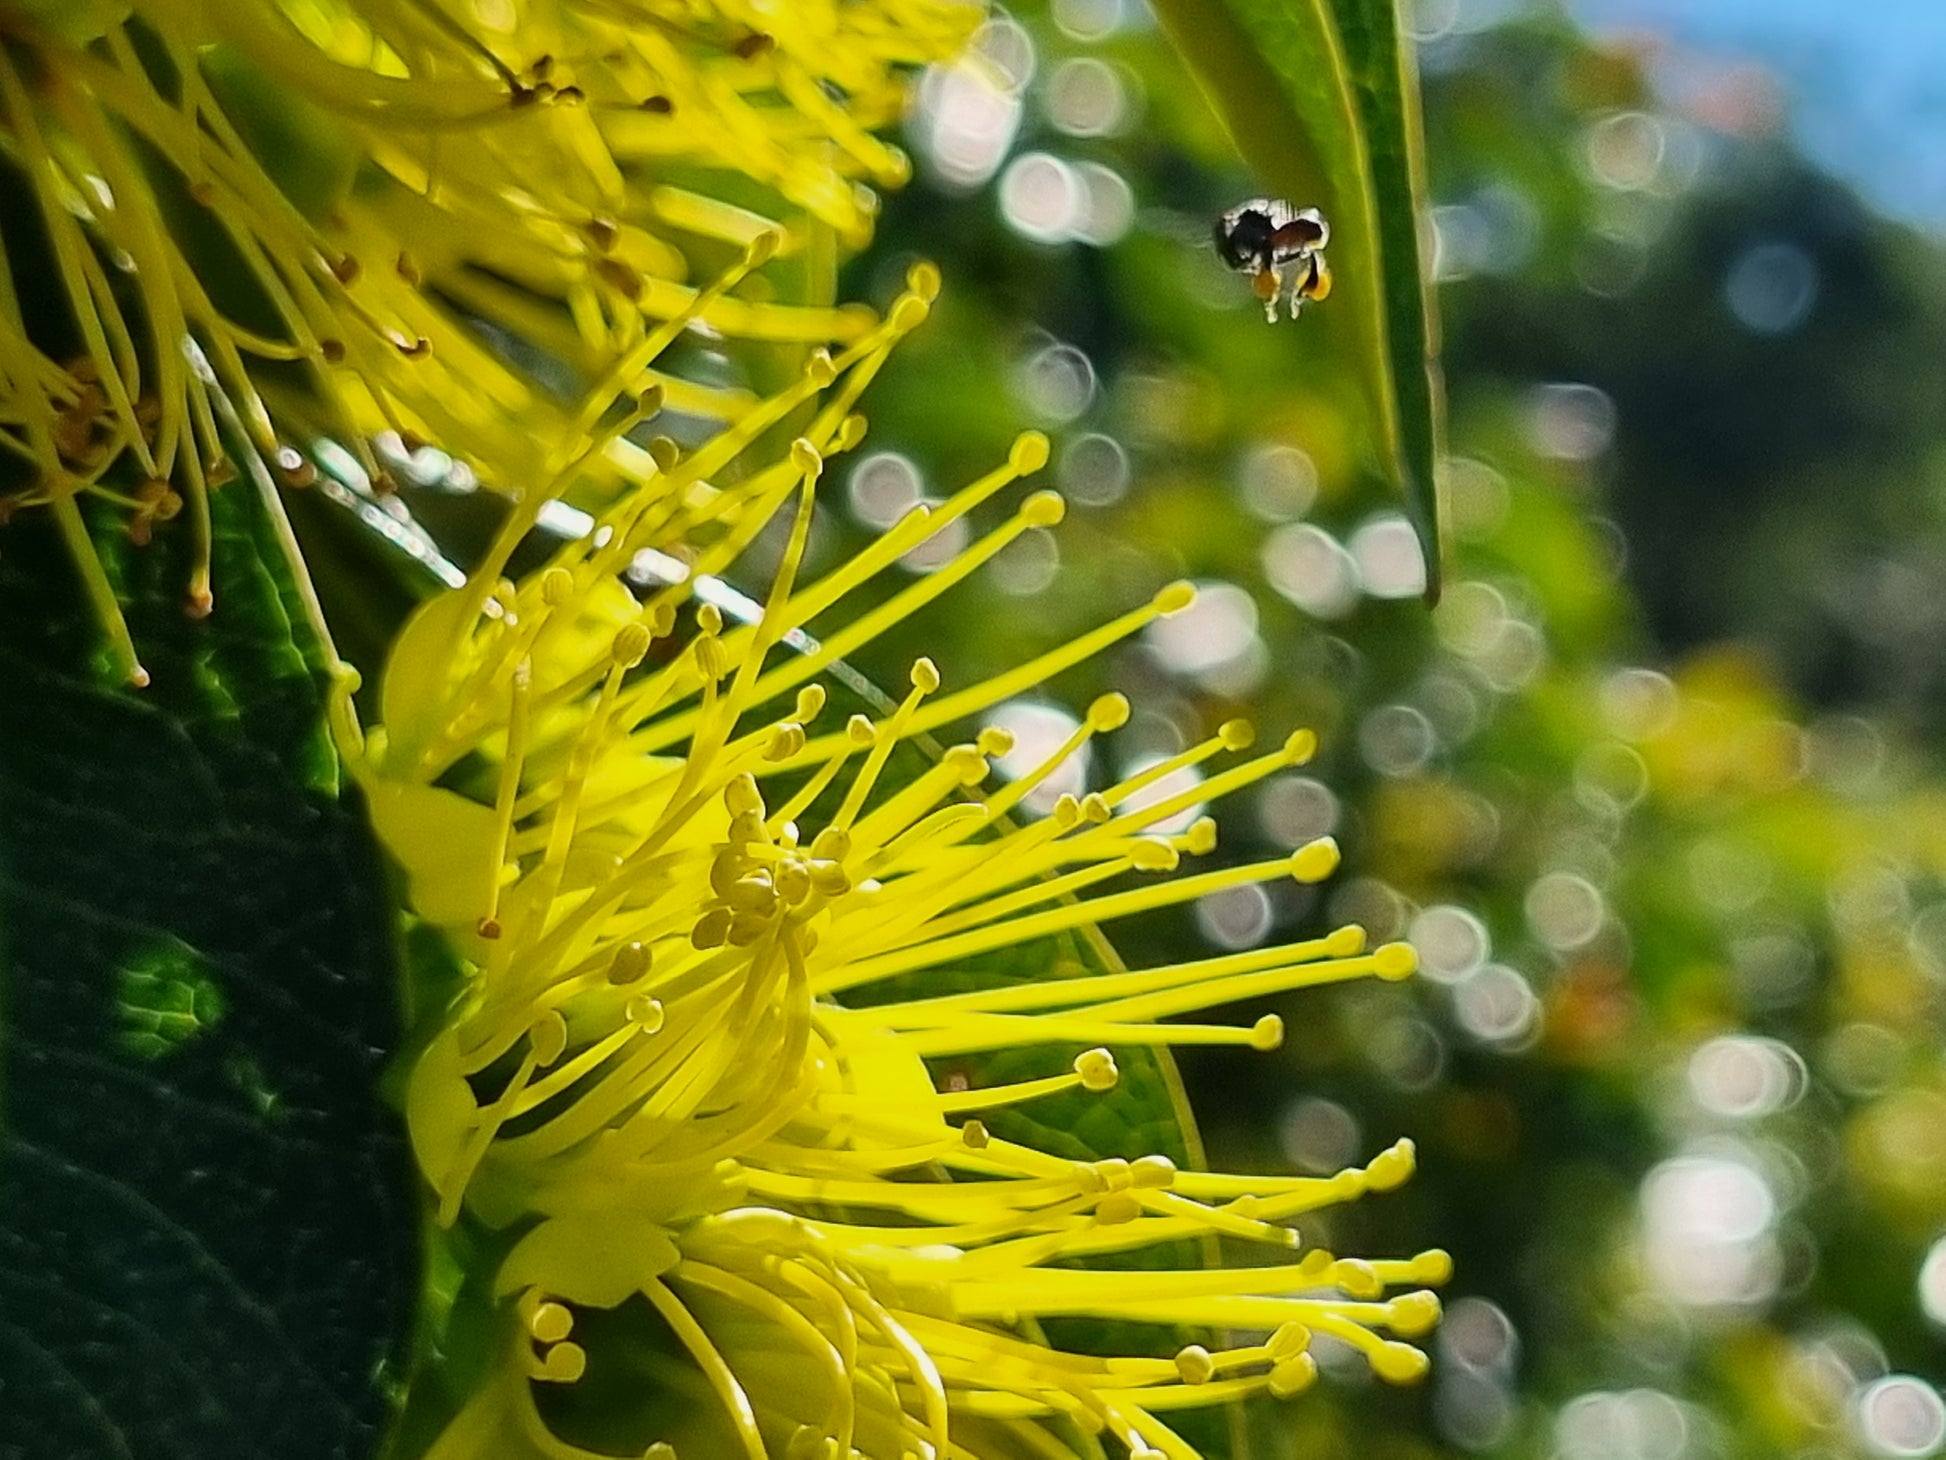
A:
[[356, 259, 1448, 1459], [0, 0, 974, 678]]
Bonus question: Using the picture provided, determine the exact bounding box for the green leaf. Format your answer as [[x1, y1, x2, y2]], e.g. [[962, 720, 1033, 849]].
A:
[[1148, 0, 1444, 595], [0, 483, 417, 1456]]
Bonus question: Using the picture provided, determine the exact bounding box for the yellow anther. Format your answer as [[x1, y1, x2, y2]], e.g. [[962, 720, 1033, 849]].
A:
[[1283, 728, 1319, 762], [960, 1119, 989, 1150], [1371, 1343, 1431, 1385], [944, 745, 989, 783], [696, 635, 731, 681], [611, 622, 651, 667], [846, 714, 876, 746], [725, 773, 765, 818], [978, 726, 1016, 756], [692, 907, 733, 949], [911, 657, 941, 694], [1335, 1259, 1382, 1300], [806, 859, 851, 897], [1174, 1345, 1215, 1384], [774, 859, 812, 906], [540, 568, 574, 606], [891, 293, 931, 330], [1290, 838, 1341, 882], [744, 230, 782, 267], [1094, 1192, 1141, 1225], [1324, 924, 1368, 957], [1366, 1139, 1417, 1191], [1009, 431, 1050, 473], [532, 1341, 586, 1383], [1088, 692, 1131, 730], [625, 995, 665, 1033], [1128, 838, 1178, 872], [647, 436, 681, 471], [727, 910, 772, 946], [529, 1301, 573, 1344], [529, 1011, 568, 1067], [1387, 1291, 1442, 1339], [650, 602, 677, 637], [1080, 792, 1111, 823], [1219, 718, 1255, 751], [697, 603, 724, 635], [1074, 1048, 1119, 1091], [1097, 1158, 1132, 1191], [791, 438, 823, 476], [805, 349, 838, 387], [1185, 817, 1219, 855], [1131, 1155, 1176, 1189], [810, 827, 851, 861], [1155, 581, 1196, 613], [724, 873, 777, 912], [727, 810, 768, 845], [1072, 1163, 1105, 1194], [1266, 1322, 1312, 1361], [795, 684, 827, 721], [1021, 490, 1066, 526], [1268, 1354, 1317, 1399], [635, 382, 666, 416], [1249, 1014, 1285, 1050], [836, 414, 869, 450], [607, 941, 652, 985], [764, 723, 807, 760], [905, 260, 942, 300], [1414, 1247, 1454, 1284], [1051, 794, 1081, 828], [1373, 942, 1418, 980]]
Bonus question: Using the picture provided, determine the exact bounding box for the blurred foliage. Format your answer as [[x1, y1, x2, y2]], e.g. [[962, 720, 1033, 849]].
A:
[[829, 2, 1946, 1457]]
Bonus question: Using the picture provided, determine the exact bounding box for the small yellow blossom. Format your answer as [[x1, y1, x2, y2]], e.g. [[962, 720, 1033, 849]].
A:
[[0, 0, 974, 678], [354, 261, 1448, 1459]]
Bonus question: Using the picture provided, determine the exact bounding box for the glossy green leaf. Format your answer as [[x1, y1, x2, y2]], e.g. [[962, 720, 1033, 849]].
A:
[[1148, 0, 1444, 594], [0, 482, 417, 1456]]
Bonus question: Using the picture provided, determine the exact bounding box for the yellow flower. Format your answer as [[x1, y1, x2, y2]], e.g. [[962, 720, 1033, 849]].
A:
[[0, 0, 974, 680], [355, 260, 1448, 1460]]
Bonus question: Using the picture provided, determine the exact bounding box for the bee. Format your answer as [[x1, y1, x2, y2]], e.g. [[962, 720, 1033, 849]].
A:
[[1214, 198, 1333, 322]]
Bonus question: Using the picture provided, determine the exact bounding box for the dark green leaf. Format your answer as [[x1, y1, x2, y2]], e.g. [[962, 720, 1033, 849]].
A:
[[0, 483, 417, 1458]]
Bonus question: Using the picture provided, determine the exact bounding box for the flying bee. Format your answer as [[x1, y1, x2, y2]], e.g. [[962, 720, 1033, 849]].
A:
[[1214, 198, 1333, 322]]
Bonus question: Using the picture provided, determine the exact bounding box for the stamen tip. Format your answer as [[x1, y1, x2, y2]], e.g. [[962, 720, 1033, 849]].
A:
[[744, 230, 783, 267], [1372, 1342, 1431, 1386], [1088, 692, 1131, 731], [891, 294, 932, 330], [1009, 431, 1050, 474], [1366, 1137, 1417, 1190], [1174, 1344, 1215, 1384], [1021, 488, 1065, 526], [1155, 580, 1196, 614], [1074, 1047, 1119, 1091], [529, 1011, 568, 1067], [1373, 941, 1418, 980], [1219, 718, 1255, 751], [1283, 727, 1319, 761], [790, 438, 824, 477], [1249, 1013, 1284, 1051], [1290, 837, 1340, 882], [905, 260, 943, 301], [1324, 924, 1367, 957], [1387, 1291, 1443, 1339], [1268, 1353, 1318, 1399]]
